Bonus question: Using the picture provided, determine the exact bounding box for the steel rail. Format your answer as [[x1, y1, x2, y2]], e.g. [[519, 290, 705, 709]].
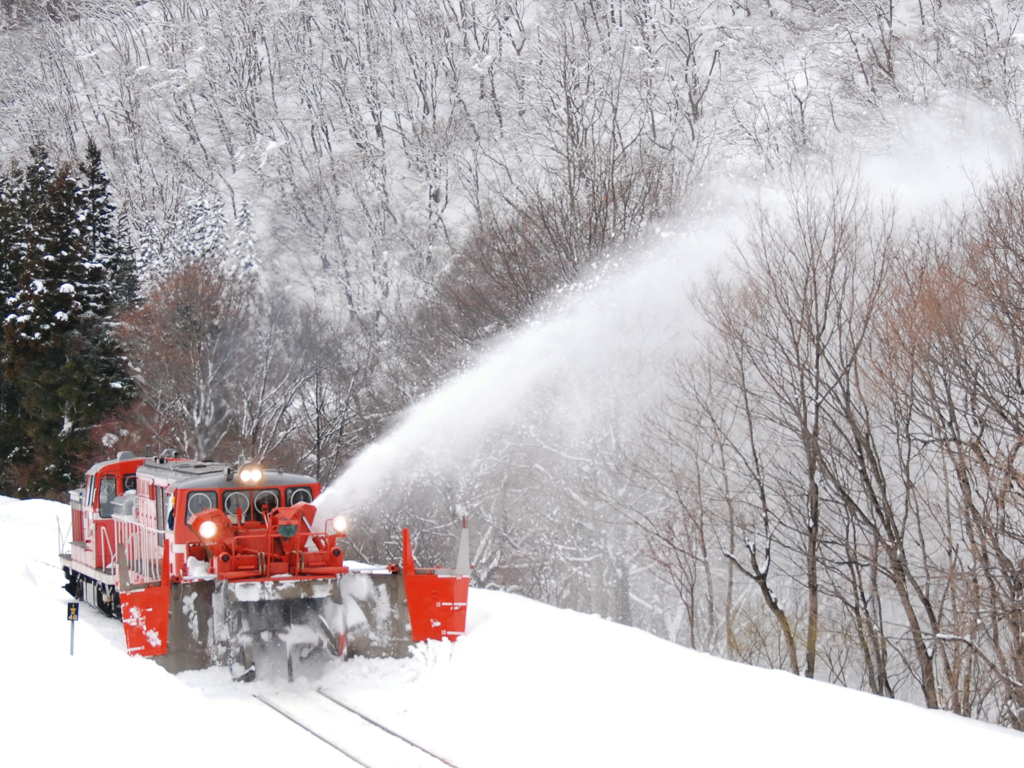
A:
[[315, 689, 461, 768], [253, 693, 372, 768]]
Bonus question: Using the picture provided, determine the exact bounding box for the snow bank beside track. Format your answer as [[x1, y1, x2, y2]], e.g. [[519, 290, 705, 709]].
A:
[[3, 497, 1022, 767]]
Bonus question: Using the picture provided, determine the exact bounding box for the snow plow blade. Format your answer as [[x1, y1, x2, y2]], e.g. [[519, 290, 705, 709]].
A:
[[402, 523, 470, 643], [120, 584, 170, 656], [142, 578, 347, 674], [118, 541, 170, 657], [340, 520, 472, 657], [119, 521, 471, 672]]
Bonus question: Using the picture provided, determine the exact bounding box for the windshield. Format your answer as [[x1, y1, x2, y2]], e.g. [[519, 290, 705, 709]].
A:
[[224, 488, 281, 523]]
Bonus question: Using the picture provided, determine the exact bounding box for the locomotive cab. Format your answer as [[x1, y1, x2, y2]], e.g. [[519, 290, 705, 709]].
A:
[[64, 451, 147, 615]]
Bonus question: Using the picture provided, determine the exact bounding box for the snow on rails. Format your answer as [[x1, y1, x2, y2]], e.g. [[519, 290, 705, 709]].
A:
[[59, 450, 470, 679]]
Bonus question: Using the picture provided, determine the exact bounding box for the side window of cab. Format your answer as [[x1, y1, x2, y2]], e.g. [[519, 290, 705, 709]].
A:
[[97, 475, 117, 519]]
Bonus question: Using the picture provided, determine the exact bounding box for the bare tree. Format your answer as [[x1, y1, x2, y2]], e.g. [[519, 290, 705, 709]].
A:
[[121, 258, 253, 460], [883, 172, 1024, 727], [291, 305, 381, 485]]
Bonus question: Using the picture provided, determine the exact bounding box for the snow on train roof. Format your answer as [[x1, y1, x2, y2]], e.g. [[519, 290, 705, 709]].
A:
[[139, 459, 316, 490]]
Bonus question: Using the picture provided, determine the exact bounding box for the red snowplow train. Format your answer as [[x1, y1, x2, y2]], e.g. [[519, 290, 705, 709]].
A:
[[60, 450, 470, 678]]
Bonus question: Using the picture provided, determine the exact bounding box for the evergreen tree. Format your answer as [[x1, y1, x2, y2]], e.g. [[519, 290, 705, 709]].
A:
[[0, 162, 23, 301], [0, 161, 28, 490], [229, 201, 259, 280], [79, 138, 138, 312], [138, 192, 248, 287], [188, 195, 230, 265], [0, 144, 136, 496]]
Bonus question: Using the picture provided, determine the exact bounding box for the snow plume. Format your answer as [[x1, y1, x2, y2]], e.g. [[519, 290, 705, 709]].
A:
[[861, 98, 1023, 214], [318, 212, 732, 507], [315, 102, 1022, 530], [311, 174, 757, 542]]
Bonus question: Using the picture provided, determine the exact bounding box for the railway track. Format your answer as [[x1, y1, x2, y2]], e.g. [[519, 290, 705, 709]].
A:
[[254, 688, 460, 768]]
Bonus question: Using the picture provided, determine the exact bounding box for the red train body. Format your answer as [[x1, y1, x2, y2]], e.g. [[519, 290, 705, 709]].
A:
[[61, 450, 470, 677]]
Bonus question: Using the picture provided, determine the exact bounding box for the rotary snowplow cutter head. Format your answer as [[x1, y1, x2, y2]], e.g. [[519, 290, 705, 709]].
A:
[[119, 516, 471, 677]]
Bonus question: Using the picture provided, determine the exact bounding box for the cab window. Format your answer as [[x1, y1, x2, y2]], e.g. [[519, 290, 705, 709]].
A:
[[253, 489, 281, 520], [224, 490, 250, 524], [97, 475, 117, 519], [186, 491, 218, 523], [123, 474, 137, 493], [286, 486, 314, 506], [223, 489, 281, 523]]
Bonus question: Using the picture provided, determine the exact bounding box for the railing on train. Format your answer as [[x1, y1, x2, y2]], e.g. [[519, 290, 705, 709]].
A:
[[113, 514, 162, 585]]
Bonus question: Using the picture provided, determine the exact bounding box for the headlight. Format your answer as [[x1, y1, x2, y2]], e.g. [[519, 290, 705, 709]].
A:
[[239, 466, 263, 484], [331, 515, 348, 534], [198, 520, 219, 540]]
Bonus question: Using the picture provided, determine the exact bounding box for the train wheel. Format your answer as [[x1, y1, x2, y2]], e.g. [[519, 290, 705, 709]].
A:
[[63, 568, 79, 599], [98, 584, 117, 618]]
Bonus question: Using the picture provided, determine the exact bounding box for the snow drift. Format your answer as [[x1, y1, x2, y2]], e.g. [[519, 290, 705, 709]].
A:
[[3, 495, 1021, 766]]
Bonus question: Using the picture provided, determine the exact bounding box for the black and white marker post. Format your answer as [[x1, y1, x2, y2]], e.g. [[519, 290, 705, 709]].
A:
[[67, 602, 79, 655]]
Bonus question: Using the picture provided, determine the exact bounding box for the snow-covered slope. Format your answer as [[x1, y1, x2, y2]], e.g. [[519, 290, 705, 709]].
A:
[[4, 496, 1021, 767]]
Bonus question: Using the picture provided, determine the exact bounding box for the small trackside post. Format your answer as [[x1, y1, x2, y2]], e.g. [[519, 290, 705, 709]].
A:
[[67, 601, 79, 655]]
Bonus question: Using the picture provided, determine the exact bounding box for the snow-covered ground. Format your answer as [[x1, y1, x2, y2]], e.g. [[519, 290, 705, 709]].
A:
[[4, 495, 1022, 767]]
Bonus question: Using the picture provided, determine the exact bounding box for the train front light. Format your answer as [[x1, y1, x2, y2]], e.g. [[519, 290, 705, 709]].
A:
[[239, 464, 263, 484], [331, 515, 348, 534], [187, 508, 233, 550]]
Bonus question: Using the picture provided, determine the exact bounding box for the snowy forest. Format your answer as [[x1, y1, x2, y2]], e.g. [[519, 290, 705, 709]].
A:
[[3, 0, 1024, 730]]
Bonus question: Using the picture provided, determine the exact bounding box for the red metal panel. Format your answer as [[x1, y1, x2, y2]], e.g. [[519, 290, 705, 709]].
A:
[[401, 528, 470, 643], [120, 539, 170, 657], [94, 520, 116, 569], [70, 495, 84, 542], [121, 583, 170, 657]]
